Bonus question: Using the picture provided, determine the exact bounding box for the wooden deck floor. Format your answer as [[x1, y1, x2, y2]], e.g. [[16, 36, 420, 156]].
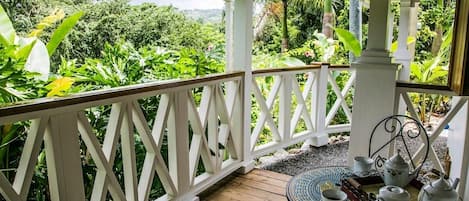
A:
[[199, 169, 292, 201]]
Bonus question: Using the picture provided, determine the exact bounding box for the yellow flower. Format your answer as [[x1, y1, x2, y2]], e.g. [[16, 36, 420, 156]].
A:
[[46, 77, 75, 97]]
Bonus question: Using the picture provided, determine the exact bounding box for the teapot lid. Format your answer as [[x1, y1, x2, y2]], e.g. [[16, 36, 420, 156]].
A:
[[431, 176, 453, 191], [386, 150, 408, 169], [379, 186, 410, 200], [422, 176, 459, 199]]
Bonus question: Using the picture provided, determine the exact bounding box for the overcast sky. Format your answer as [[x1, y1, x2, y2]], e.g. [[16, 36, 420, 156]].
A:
[[129, 0, 225, 10]]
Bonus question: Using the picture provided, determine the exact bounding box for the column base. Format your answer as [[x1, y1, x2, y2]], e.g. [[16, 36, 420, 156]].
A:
[[302, 134, 329, 149], [237, 160, 255, 174]]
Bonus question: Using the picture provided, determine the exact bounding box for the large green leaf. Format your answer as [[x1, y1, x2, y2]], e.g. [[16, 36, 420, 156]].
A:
[[0, 5, 16, 45], [46, 11, 84, 55], [15, 39, 37, 60], [25, 39, 50, 81], [334, 28, 361, 57], [391, 36, 416, 53], [410, 63, 422, 81], [428, 67, 448, 83]]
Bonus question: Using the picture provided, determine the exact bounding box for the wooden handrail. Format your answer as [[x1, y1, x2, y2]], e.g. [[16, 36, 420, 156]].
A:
[[329, 64, 351, 69], [252, 65, 321, 75], [0, 72, 244, 117], [396, 81, 456, 95], [251, 64, 351, 75]]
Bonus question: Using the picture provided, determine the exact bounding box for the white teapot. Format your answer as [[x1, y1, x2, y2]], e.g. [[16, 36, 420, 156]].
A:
[[418, 176, 459, 201], [377, 185, 410, 201], [382, 150, 421, 187]]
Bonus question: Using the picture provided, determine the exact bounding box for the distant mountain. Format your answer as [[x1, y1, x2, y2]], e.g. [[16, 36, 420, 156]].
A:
[[182, 9, 223, 24]]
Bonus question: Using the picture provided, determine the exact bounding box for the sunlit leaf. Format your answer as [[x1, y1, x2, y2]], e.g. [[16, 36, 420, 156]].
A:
[[410, 63, 422, 81], [334, 28, 361, 57], [0, 5, 16, 45], [29, 9, 66, 37], [15, 40, 37, 60], [46, 11, 84, 55], [46, 77, 75, 97], [391, 36, 416, 53], [25, 39, 50, 81]]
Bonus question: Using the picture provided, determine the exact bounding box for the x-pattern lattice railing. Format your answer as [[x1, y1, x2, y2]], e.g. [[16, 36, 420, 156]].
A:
[[0, 73, 243, 201], [0, 64, 356, 201], [395, 86, 468, 173], [250, 64, 355, 157]]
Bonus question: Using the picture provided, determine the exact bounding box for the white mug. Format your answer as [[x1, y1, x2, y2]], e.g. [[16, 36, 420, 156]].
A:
[[321, 189, 347, 201], [353, 156, 374, 176]]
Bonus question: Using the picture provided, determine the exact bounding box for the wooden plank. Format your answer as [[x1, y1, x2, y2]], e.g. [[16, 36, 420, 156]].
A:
[[199, 169, 291, 201], [249, 169, 292, 182], [223, 182, 287, 201], [205, 188, 266, 201], [235, 172, 289, 188], [230, 176, 286, 195]]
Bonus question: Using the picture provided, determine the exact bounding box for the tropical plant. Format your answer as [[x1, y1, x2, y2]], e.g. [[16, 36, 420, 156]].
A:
[[410, 29, 453, 122], [291, 0, 342, 38], [0, 6, 82, 200], [0, 5, 82, 80], [287, 29, 360, 64]]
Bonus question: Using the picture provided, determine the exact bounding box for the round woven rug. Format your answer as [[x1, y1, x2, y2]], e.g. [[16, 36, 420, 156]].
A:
[[286, 166, 353, 201]]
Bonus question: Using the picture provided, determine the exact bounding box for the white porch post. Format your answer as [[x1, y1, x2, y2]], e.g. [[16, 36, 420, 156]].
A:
[[303, 64, 329, 148], [45, 113, 86, 201], [394, 0, 413, 81], [394, 0, 415, 120], [225, 0, 234, 71], [231, 0, 254, 173], [447, 97, 469, 199], [348, 0, 398, 165]]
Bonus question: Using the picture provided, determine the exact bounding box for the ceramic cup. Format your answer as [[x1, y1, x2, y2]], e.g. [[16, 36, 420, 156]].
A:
[[321, 189, 347, 201], [353, 156, 374, 176]]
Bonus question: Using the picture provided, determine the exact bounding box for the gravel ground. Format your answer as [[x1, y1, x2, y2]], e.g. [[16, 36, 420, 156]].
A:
[[259, 137, 448, 176]]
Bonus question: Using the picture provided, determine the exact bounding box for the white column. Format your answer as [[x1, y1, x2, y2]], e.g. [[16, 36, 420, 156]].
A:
[[279, 75, 292, 143], [394, 0, 413, 81], [394, 0, 414, 121], [447, 97, 469, 199], [348, 0, 398, 165], [365, 0, 393, 53], [225, 0, 234, 71], [232, 0, 254, 173], [45, 113, 86, 201], [303, 64, 329, 148], [167, 92, 190, 196]]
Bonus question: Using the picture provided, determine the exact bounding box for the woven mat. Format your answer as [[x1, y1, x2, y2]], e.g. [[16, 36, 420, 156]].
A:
[[286, 166, 353, 201]]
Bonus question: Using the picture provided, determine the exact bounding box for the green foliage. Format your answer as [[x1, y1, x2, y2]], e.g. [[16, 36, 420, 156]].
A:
[[46, 11, 83, 55], [0, 5, 16, 44], [334, 28, 361, 57], [48, 2, 224, 67], [58, 41, 224, 91], [414, 0, 455, 61], [286, 30, 357, 64], [252, 53, 306, 69], [0, 43, 45, 104]]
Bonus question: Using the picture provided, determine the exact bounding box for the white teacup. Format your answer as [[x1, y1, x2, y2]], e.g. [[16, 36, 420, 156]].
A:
[[321, 189, 347, 201], [353, 156, 374, 176]]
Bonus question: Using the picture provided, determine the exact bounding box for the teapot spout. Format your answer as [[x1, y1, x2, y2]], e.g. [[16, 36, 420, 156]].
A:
[[407, 166, 422, 183]]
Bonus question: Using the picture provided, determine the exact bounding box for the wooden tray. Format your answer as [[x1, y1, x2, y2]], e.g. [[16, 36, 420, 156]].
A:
[[341, 176, 423, 201]]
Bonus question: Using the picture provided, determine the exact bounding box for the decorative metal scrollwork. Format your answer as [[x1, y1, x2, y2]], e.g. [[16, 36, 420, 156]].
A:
[[368, 115, 430, 173]]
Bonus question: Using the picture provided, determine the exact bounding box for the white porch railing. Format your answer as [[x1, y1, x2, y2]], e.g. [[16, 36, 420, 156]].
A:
[[0, 64, 355, 201], [0, 73, 244, 201], [395, 83, 469, 197], [251, 64, 355, 157]]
